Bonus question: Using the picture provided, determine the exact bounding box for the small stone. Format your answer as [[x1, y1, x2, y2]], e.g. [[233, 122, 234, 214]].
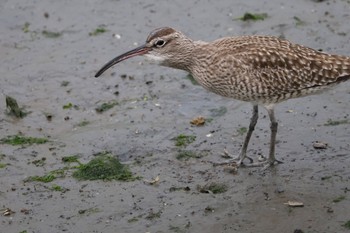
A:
[[313, 141, 328, 149], [294, 229, 304, 233], [223, 165, 238, 174]]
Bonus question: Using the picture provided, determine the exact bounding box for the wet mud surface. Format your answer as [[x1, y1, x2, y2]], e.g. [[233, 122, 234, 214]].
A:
[[1, 0, 350, 232]]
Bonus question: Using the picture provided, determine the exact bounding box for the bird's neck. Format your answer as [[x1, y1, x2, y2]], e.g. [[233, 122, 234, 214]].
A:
[[161, 40, 207, 72]]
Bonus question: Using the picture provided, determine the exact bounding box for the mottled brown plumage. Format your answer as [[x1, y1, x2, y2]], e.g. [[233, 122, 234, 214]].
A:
[[95, 27, 350, 168], [190, 35, 350, 105]]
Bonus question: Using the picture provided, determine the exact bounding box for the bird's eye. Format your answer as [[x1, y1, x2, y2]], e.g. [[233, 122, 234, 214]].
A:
[[154, 39, 165, 47]]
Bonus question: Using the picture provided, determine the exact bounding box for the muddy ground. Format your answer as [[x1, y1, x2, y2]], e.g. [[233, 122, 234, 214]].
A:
[[1, 0, 350, 232]]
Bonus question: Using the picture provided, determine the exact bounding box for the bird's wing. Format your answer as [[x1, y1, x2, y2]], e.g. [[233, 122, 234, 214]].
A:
[[226, 36, 350, 93]]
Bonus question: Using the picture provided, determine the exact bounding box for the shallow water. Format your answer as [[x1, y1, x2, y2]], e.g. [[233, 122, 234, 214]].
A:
[[1, 0, 350, 232]]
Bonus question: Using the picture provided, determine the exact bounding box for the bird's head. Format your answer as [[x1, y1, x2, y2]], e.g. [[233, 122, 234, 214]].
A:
[[95, 27, 194, 77]]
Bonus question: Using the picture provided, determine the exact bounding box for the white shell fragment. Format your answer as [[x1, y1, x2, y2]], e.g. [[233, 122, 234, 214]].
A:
[[284, 201, 304, 207], [143, 176, 160, 185], [113, 34, 121, 39]]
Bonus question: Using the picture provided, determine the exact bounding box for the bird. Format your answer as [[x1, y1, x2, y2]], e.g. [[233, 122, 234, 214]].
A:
[[95, 27, 350, 168]]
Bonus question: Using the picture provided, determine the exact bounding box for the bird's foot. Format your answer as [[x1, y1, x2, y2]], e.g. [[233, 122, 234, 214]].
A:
[[242, 156, 283, 170], [211, 149, 253, 167], [212, 152, 283, 170]]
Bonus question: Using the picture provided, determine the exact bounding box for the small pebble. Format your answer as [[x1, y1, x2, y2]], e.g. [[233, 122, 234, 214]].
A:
[[313, 141, 328, 149]]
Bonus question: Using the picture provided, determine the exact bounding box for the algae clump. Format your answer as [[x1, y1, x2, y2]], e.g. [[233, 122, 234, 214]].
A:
[[73, 153, 137, 181], [1, 135, 48, 146], [95, 101, 118, 113], [6, 96, 29, 118], [198, 182, 228, 194], [236, 12, 268, 21], [173, 134, 196, 147]]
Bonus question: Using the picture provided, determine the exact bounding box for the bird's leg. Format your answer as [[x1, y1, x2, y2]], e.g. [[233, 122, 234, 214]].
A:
[[245, 106, 283, 169], [215, 105, 258, 165], [267, 107, 278, 165], [236, 104, 259, 164]]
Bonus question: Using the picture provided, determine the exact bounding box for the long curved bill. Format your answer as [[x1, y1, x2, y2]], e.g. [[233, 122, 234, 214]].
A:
[[95, 44, 149, 77]]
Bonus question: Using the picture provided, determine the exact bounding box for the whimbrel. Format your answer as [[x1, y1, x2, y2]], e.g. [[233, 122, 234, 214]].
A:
[[95, 27, 350, 168]]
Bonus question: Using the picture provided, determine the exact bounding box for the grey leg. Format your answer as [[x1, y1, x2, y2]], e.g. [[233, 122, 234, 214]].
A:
[[214, 104, 258, 166], [267, 107, 278, 165], [236, 104, 259, 164], [243, 106, 283, 168], [214, 105, 282, 168]]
